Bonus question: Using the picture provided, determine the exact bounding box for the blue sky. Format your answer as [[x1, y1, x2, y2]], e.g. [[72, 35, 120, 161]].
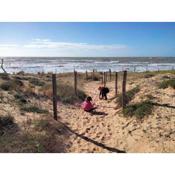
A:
[[0, 22, 175, 57]]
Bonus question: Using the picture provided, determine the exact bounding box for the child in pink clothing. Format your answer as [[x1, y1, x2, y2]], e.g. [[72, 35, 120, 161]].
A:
[[81, 96, 97, 112]]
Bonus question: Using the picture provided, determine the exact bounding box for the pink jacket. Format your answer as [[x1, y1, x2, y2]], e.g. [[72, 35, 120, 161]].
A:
[[81, 101, 94, 111]]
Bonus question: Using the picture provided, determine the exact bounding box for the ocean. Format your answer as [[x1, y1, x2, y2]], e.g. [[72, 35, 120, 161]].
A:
[[1, 57, 175, 73]]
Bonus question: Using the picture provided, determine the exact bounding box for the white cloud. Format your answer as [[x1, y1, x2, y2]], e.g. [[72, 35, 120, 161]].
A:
[[23, 38, 127, 50], [0, 39, 128, 56], [0, 44, 18, 50]]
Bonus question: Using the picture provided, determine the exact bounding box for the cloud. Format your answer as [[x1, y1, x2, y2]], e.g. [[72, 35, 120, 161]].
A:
[[23, 39, 127, 51], [0, 44, 18, 50], [0, 39, 128, 56]]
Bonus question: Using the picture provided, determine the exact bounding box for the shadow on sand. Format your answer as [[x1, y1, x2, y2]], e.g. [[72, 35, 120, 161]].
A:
[[90, 111, 108, 116], [58, 121, 126, 153], [151, 102, 175, 109]]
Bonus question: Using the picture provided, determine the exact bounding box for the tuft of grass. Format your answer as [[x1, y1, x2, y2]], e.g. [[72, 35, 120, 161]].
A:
[[0, 81, 12, 91], [33, 119, 50, 130], [123, 101, 153, 119], [16, 71, 25, 75], [0, 115, 14, 128], [0, 79, 24, 91], [0, 73, 10, 80], [86, 75, 100, 81], [158, 78, 175, 89], [56, 84, 86, 104], [117, 86, 140, 106], [21, 105, 49, 114], [14, 93, 27, 103], [29, 78, 45, 86], [144, 73, 154, 78], [146, 94, 155, 100]]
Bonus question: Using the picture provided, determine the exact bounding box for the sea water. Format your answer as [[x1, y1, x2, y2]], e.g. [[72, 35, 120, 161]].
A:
[[1, 57, 175, 73]]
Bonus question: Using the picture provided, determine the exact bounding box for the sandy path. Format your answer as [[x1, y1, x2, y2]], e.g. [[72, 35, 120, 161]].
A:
[[58, 81, 129, 153], [58, 75, 175, 153]]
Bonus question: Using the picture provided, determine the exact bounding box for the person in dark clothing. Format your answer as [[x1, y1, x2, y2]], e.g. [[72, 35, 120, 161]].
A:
[[98, 86, 109, 100]]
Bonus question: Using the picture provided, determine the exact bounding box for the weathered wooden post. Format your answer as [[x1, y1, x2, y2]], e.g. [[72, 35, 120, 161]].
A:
[[1, 59, 7, 74], [85, 70, 88, 80], [103, 72, 106, 87], [109, 69, 112, 81], [115, 72, 118, 97], [101, 72, 103, 84], [52, 74, 58, 120], [92, 69, 95, 80], [122, 70, 127, 109], [74, 70, 77, 95]]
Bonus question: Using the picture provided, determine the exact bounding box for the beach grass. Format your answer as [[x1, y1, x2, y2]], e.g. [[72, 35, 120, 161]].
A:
[[116, 86, 140, 106], [158, 78, 175, 89], [123, 101, 154, 119]]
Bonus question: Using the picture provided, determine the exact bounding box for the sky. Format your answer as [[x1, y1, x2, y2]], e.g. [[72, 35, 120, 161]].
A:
[[0, 22, 175, 57]]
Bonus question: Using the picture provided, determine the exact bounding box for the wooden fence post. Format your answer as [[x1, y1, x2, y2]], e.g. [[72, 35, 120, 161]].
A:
[[1, 59, 7, 74], [74, 70, 77, 95], [92, 69, 95, 80], [86, 70, 88, 80], [122, 70, 127, 109], [115, 72, 118, 97], [103, 72, 106, 87], [52, 74, 58, 120], [101, 72, 103, 84], [109, 69, 112, 81]]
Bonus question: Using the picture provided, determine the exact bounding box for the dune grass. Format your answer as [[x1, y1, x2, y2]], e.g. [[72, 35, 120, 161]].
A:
[[0, 78, 24, 91], [117, 86, 140, 106], [29, 78, 45, 86], [57, 83, 86, 104], [123, 101, 153, 119], [0, 115, 14, 128], [158, 78, 175, 89], [21, 105, 49, 114]]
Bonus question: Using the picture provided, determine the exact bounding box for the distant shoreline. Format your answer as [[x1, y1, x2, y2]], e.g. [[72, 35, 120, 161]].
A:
[[1, 57, 175, 74]]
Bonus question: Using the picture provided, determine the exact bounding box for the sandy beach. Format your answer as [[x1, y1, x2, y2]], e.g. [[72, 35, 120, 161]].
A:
[[0, 71, 175, 153]]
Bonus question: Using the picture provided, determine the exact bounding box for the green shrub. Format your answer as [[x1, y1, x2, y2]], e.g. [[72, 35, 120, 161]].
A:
[[159, 78, 175, 89], [123, 101, 153, 119], [21, 105, 48, 114], [117, 86, 140, 106]]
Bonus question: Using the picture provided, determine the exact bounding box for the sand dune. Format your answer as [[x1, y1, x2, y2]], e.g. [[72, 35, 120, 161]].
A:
[[0, 72, 174, 152]]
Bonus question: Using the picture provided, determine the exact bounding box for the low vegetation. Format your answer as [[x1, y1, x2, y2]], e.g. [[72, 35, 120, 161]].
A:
[[29, 78, 45, 86], [0, 79, 24, 91], [0, 115, 14, 128], [57, 84, 87, 104], [0, 115, 16, 136], [14, 93, 28, 103], [117, 86, 140, 106], [158, 78, 175, 89], [0, 73, 10, 80], [86, 75, 101, 81], [123, 101, 153, 119], [21, 105, 49, 114], [32, 119, 50, 130], [144, 73, 155, 78]]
